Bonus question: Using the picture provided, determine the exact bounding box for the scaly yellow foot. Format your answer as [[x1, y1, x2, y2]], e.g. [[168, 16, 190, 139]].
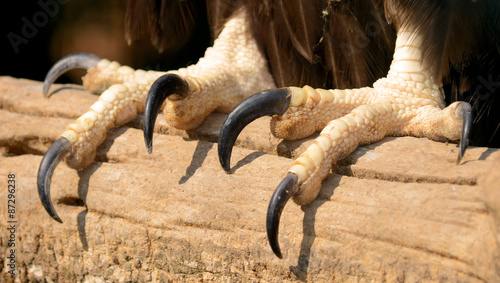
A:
[[218, 29, 472, 258], [38, 8, 275, 223]]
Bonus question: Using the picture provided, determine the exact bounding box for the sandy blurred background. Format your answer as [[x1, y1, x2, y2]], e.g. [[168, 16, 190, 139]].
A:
[[1, 0, 211, 84]]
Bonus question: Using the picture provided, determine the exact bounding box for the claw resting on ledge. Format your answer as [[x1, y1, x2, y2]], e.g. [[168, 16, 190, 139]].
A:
[[457, 102, 472, 165], [37, 8, 277, 222], [143, 73, 189, 154], [218, 88, 291, 172], [266, 173, 299, 258], [43, 53, 102, 98], [37, 137, 72, 223], [218, 28, 475, 257]]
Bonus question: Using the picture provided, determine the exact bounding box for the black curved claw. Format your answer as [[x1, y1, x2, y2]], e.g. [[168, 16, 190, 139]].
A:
[[267, 173, 299, 258], [457, 102, 473, 165], [37, 137, 71, 223], [143, 73, 189, 154], [43, 53, 102, 98], [218, 88, 291, 173]]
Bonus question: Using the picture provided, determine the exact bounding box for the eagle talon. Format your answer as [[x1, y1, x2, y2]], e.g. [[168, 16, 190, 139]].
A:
[[457, 102, 472, 165], [43, 53, 102, 98], [37, 137, 72, 223], [143, 73, 189, 154], [267, 173, 299, 259], [218, 88, 291, 172]]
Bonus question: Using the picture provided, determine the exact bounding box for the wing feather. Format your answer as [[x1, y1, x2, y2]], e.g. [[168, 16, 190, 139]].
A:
[[125, 0, 204, 53]]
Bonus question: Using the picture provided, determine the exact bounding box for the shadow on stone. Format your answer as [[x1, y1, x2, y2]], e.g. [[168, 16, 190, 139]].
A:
[[479, 148, 497, 161], [179, 140, 214, 184], [46, 85, 88, 98], [77, 210, 89, 251], [231, 151, 266, 173], [96, 127, 130, 162], [76, 162, 102, 251], [290, 174, 341, 281]]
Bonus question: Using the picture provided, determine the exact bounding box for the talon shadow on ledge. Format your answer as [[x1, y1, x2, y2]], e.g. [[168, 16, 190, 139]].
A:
[[290, 174, 341, 281], [179, 140, 214, 184], [95, 127, 132, 163], [77, 162, 102, 251], [228, 151, 267, 174], [44, 85, 89, 98]]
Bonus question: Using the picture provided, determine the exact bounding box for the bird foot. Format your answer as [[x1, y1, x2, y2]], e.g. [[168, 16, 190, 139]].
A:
[[219, 82, 472, 258], [38, 7, 275, 223], [38, 54, 164, 222], [218, 28, 473, 258]]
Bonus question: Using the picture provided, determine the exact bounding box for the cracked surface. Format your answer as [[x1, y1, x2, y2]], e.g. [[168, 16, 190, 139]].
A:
[[0, 100, 498, 281], [1, 76, 499, 281]]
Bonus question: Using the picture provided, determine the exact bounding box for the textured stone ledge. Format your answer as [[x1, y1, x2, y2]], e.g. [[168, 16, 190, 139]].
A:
[[1, 76, 499, 282]]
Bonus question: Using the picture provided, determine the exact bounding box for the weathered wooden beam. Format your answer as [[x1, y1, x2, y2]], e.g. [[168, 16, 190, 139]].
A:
[[1, 77, 499, 282]]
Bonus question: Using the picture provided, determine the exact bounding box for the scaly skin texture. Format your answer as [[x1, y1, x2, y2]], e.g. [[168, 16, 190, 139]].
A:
[[273, 30, 465, 205], [60, 8, 276, 169]]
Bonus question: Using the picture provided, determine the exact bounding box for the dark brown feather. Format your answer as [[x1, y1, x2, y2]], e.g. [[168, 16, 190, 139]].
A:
[[246, 1, 322, 88], [248, 0, 395, 89], [206, 0, 244, 37], [320, 0, 396, 89], [125, 0, 205, 53]]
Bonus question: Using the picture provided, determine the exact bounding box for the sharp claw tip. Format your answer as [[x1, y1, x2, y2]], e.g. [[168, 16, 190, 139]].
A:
[[266, 173, 298, 260], [38, 137, 71, 224], [219, 159, 231, 174], [42, 83, 52, 98], [144, 136, 153, 154], [273, 247, 283, 259]]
